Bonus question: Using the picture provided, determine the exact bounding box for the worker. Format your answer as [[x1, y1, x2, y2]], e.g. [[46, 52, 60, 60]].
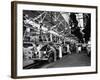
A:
[[77, 45, 82, 53], [47, 44, 57, 61], [67, 44, 71, 54], [59, 45, 62, 59], [37, 44, 42, 59]]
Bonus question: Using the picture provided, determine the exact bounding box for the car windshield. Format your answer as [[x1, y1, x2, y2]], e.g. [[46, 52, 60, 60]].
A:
[[23, 43, 33, 48], [40, 45, 48, 51]]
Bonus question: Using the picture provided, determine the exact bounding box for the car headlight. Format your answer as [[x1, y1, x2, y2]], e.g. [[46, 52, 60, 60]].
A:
[[35, 52, 37, 54], [44, 51, 46, 54]]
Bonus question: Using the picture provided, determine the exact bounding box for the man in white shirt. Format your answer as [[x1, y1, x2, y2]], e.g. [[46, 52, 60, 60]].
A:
[[67, 44, 71, 54], [59, 45, 62, 59], [78, 45, 81, 53]]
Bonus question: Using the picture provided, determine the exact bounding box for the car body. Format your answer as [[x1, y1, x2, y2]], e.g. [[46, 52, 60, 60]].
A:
[[32, 42, 59, 63], [23, 42, 36, 60]]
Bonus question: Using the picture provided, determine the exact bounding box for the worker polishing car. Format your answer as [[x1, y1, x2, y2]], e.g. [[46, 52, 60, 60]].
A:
[[32, 42, 58, 63]]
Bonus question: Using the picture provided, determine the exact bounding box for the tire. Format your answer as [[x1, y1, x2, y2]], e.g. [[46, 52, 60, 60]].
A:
[[48, 54, 54, 63]]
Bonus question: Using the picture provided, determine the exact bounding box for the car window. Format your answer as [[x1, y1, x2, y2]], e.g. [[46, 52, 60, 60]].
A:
[[40, 45, 47, 51]]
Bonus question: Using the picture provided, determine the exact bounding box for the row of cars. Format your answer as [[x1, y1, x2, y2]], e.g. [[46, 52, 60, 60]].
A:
[[23, 42, 60, 63], [23, 41, 91, 64]]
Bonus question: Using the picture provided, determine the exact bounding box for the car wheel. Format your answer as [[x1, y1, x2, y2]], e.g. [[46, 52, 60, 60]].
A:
[[48, 54, 54, 63]]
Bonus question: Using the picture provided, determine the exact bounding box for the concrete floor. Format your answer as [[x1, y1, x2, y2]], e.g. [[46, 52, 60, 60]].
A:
[[42, 52, 91, 68]]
